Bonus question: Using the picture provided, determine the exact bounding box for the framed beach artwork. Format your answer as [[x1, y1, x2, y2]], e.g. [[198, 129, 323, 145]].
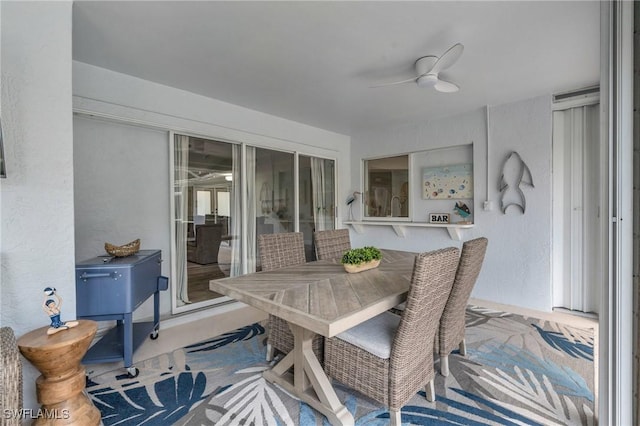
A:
[[422, 163, 472, 199]]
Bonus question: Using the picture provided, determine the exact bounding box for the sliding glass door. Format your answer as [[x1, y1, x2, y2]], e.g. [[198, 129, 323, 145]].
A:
[[172, 137, 336, 312], [250, 147, 295, 270], [299, 155, 336, 260], [173, 135, 240, 309]]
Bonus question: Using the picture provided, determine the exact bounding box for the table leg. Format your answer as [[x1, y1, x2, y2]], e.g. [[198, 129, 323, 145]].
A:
[[35, 365, 99, 425], [262, 324, 353, 426]]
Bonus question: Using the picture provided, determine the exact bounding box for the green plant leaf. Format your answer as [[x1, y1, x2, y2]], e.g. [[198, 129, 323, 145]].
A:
[[341, 246, 382, 265]]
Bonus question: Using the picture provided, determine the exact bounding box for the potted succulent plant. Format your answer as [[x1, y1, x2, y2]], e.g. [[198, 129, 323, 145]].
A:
[[341, 246, 382, 273]]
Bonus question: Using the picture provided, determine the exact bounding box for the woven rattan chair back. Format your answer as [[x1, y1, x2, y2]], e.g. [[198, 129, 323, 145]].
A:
[[257, 232, 325, 362], [437, 237, 488, 376], [324, 247, 459, 425], [258, 232, 306, 271], [1, 327, 23, 426], [387, 247, 460, 409], [314, 229, 351, 260]]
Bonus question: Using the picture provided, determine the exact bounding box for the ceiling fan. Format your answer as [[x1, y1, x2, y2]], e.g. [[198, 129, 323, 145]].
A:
[[371, 43, 464, 93]]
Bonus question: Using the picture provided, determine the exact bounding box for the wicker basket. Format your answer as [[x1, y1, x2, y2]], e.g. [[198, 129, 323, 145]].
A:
[[105, 239, 140, 257]]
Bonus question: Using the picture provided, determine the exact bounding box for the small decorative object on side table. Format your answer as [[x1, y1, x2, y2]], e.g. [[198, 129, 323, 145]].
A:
[[42, 287, 79, 335], [341, 246, 382, 273], [17, 320, 101, 425]]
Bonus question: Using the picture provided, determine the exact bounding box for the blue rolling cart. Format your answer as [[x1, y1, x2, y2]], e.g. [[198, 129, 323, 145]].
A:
[[75, 249, 168, 377]]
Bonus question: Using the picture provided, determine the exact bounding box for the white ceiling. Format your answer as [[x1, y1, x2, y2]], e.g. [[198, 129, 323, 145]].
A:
[[72, 1, 600, 136]]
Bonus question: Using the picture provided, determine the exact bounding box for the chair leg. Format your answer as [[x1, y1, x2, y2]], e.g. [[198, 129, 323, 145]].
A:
[[459, 339, 467, 356], [425, 380, 435, 402], [266, 342, 274, 362], [440, 355, 449, 376], [389, 409, 402, 425]]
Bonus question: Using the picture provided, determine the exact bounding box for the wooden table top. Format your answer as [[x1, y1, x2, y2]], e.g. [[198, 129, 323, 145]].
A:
[[209, 249, 416, 337], [17, 320, 97, 350]]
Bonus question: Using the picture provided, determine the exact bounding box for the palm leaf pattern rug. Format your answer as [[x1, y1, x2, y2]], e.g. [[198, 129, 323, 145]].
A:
[[86, 306, 595, 425]]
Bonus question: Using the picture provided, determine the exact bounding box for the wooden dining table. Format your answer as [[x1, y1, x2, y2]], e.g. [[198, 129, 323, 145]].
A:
[[209, 248, 417, 426]]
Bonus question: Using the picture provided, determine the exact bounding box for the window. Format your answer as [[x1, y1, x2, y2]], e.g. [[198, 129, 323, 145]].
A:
[[363, 155, 409, 219], [196, 190, 212, 216], [361, 145, 473, 224]]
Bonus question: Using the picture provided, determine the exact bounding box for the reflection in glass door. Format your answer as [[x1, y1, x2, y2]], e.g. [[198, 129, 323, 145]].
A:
[[249, 147, 295, 271], [173, 135, 240, 309], [173, 140, 337, 312], [299, 155, 336, 260]]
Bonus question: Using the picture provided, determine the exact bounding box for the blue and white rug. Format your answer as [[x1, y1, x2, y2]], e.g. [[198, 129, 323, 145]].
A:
[[86, 306, 595, 425]]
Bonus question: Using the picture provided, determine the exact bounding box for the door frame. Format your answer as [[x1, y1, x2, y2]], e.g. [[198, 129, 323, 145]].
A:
[[599, 1, 634, 424]]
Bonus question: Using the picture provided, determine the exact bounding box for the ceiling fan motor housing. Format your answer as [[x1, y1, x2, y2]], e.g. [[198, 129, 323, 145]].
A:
[[415, 56, 438, 75], [370, 44, 462, 90], [415, 56, 439, 87], [417, 74, 438, 88]]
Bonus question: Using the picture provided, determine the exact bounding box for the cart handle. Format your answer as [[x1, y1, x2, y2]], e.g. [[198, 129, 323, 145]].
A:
[[79, 272, 118, 281]]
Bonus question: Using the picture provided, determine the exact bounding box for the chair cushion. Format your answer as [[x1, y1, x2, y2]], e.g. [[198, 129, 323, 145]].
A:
[[335, 311, 400, 359]]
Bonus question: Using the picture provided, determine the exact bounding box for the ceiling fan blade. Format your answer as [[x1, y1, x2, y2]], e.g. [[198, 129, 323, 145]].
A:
[[434, 78, 459, 93], [430, 43, 464, 74], [369, 76, 417, 88]]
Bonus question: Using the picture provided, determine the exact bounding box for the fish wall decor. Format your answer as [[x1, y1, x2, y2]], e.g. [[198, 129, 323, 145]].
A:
[[499, 151, 534, 214]]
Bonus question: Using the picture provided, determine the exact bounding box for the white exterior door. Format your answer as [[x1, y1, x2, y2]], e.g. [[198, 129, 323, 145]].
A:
[[552, 103, 601, 314]]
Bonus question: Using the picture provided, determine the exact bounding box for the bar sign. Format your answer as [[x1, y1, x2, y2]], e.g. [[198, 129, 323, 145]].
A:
[[429, 213, 450, 224]]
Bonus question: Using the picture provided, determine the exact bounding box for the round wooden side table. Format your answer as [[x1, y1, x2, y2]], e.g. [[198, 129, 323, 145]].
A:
[[18, 320, 100, 425]]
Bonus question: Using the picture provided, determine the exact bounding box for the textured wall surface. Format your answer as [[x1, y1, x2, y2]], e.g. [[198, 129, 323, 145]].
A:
[[350, 96, 552, 311], [0, 1, 74, 411], [72, 62, 351, 318], [73, 117, 171, 317]]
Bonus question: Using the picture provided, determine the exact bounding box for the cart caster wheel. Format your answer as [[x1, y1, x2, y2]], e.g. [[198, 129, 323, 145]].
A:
[[150, 329, 159, 340], [127, 367, 139, 378]]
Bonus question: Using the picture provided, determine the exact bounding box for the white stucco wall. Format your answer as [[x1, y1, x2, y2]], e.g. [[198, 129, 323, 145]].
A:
[[0, 1, 74, 411], [72, 62, 351, 320], [350, 95, 552, 311], [73, 117, 172, 318], [0, 1, 555, 412], [1, 4, 350, 411]]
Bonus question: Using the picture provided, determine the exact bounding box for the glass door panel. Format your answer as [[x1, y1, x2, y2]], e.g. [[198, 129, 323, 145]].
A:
[[252, 147, 295, 270], [173, 135, 240, 310], [299, 155, 336, 260]]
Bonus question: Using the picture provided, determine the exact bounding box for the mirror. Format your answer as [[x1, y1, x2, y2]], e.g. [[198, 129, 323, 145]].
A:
[[364, 155, 409, 218]]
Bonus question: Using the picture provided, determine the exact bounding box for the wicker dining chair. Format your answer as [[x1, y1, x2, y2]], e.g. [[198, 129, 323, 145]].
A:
[[324, 247, 460, 425], [314, 229, 351, 261], [1, 327, 22, 426], [258, 232, 324, 363], [437, 237, 488, 376]]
